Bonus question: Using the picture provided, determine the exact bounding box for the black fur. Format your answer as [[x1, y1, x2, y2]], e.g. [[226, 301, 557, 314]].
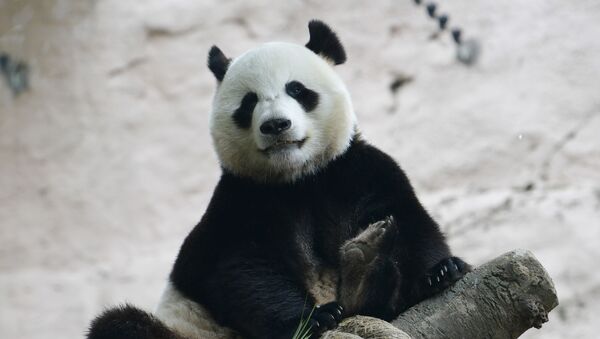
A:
[[87, 304, 181, 339], [207, 45, 230, 82], [286, 81, 319, 112], [305, 20, 347, 65], [233, 92, 258, 129], [169, 135, 469, 339]]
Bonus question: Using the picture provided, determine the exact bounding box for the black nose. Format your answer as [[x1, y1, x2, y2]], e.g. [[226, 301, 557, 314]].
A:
[[260, 118, 291, 135]]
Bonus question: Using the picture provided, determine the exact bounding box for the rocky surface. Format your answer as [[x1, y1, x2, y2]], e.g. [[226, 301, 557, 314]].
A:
[[1, 0, 599, 338]]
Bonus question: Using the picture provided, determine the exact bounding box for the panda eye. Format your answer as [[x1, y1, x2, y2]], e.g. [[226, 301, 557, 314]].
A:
[[285, 81, 319, 112], [285, 81, 305, 98], [232, 92, 258, 129]]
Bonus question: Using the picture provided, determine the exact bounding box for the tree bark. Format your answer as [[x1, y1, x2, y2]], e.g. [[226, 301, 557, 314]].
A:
[[323, 249, 558, 339]]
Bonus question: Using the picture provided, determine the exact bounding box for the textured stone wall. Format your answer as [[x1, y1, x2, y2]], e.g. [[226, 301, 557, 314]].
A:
[[1, 1, 599, 338]]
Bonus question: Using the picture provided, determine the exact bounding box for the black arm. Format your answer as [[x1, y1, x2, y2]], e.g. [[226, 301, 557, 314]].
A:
[[202, 254, 312, 339], [170, 176, 343, 339], [342, 141, 470, 315]]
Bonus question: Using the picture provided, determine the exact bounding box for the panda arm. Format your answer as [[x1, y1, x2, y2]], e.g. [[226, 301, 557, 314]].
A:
[[172, 227, 311, 338], [202, 253, 314, 338], [348, 142, 470, 311], [170, 180, 341, 339], [175, 240, 342, 339], [377, 153, 471, 306]]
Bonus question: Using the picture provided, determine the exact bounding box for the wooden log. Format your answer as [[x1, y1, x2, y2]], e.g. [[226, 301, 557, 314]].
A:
[[324, 249, 558, 339]]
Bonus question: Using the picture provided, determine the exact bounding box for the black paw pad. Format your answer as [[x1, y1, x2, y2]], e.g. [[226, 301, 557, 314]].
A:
[[309, 302, 344, 338], [424, 257, 471, 294]]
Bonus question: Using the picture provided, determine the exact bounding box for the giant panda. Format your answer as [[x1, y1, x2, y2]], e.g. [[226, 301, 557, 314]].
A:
[[87, 20, 471, 339]]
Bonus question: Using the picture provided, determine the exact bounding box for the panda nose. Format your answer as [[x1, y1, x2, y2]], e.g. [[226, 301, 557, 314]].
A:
[[260, 118, 291, 135]]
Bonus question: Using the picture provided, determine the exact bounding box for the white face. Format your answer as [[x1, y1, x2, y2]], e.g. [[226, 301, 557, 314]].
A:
[[209, 42, 356, 183]]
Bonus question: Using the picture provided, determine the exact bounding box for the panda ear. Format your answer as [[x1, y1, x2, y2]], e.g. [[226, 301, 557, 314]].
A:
[[208, 45, 231, 82], [305, 20, 347, 65]]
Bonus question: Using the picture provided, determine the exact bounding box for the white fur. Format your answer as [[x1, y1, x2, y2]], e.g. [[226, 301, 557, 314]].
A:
[[210, 42, 356, 183], [155, 282, 242, 339]]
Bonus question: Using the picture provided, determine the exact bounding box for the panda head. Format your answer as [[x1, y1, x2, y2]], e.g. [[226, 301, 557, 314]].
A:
[[208, 20, 356, 183]]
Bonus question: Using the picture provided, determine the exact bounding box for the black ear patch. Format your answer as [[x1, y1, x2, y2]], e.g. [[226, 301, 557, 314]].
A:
[[208, 45, 231, 82], [305, 20, 347, 65]]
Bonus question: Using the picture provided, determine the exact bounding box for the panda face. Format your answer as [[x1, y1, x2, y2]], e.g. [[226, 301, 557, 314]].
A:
[[209, 40, 356, 183]]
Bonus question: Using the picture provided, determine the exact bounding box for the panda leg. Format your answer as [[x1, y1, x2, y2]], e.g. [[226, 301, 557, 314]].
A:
[[338, 216, 401, 319], [87, 304, 184, 339]]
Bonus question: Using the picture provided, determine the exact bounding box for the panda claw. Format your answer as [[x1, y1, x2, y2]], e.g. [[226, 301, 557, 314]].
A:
[[336, 305, 344, 318], [424, 257, 471, 295], [308, 301, 345, 338]]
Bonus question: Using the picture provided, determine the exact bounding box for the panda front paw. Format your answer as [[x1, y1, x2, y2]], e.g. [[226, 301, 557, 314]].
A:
[[424, 257, 471, 295], [307, 302, 344, 339]]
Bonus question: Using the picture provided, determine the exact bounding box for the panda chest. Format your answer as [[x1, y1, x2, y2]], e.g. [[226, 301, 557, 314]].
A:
[[253, 185, 363, 304], [288, 195, 356, 305], [293, 227, 338, 305]]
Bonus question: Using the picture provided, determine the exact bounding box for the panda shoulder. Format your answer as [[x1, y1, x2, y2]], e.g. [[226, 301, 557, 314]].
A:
[[340, 137, 412, 190], [346, 137, 401, 172]]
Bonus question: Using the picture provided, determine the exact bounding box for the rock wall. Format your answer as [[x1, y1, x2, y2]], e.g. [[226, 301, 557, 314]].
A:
[[1, 1, 599, 338]]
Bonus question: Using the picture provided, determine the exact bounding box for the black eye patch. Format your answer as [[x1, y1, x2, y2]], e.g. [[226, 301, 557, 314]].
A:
[[285, 81, 319, 112], [232, 92, 258, 129]]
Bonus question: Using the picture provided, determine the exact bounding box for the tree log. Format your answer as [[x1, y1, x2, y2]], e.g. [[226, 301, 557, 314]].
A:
[[323, 249, 558, 339]]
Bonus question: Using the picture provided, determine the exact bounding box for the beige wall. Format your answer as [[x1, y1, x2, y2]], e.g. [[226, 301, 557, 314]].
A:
[[1, 1, 599, 338]]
